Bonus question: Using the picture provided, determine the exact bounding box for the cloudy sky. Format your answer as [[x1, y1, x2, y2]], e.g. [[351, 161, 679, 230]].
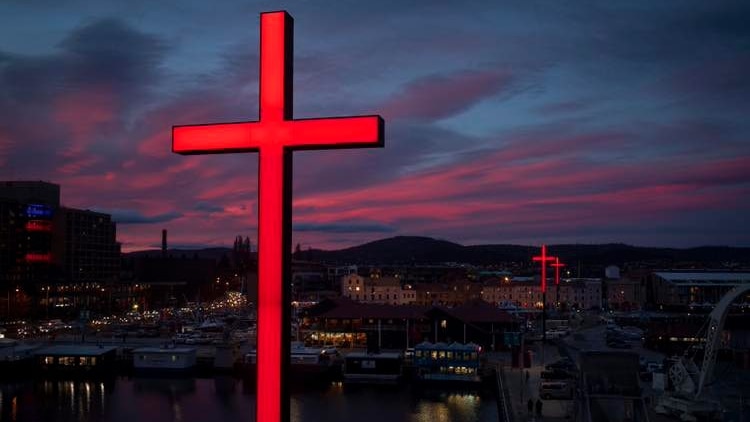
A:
[[1, 1, 749, 251]]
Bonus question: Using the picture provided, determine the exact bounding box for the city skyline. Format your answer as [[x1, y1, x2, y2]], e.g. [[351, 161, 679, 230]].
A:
[[1, 1, 749, 251]]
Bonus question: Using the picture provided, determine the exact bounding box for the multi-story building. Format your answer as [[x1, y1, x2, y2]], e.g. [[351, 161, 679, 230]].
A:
[[413, 280, 483, 306], [605, 278, 643, 310], [0, 181, 59, 295], [340, 274, 416, 305], [1, 181, 120, 315], [52, 207, 120, 284], [482, 277, 602, 310], [649, 271, 750, 309]]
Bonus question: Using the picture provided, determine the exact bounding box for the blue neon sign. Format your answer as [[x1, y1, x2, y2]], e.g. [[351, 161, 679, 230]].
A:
[[26, 204, 54, 218]]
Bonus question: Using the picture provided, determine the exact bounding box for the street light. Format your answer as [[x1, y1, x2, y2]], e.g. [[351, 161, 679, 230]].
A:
[[42, 286, 50, 320]]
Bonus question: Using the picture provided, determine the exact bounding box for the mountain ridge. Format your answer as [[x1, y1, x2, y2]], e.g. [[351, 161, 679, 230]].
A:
[[124, 236, 750, 267]]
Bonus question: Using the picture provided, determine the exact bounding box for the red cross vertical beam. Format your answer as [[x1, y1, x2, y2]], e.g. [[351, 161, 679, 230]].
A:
[[532, 244, 555, 345], [551, 257, 566, 286], [551, 257, 566, 308], [172, 11, 383, 422], [532, 244, 555, 294]]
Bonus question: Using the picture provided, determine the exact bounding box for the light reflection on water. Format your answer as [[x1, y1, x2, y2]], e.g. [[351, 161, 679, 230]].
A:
[[0, 378, 496, 422]]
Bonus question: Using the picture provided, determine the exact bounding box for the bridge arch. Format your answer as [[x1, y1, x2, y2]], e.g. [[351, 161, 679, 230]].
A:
[[696, 284, 750, 396]]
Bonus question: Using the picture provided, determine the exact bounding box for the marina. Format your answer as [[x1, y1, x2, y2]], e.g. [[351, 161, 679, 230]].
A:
[[0, 377, 498, 422]]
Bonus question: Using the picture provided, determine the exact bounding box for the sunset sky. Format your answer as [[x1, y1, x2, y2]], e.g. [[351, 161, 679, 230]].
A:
[[1, 1, 748, 251]]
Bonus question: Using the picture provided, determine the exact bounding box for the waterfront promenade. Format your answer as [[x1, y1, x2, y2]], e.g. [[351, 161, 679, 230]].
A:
[[488, 344, 573, 422]]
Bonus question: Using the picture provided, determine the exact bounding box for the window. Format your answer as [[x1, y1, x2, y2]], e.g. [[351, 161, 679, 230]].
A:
[[59, 356, 76, 366]]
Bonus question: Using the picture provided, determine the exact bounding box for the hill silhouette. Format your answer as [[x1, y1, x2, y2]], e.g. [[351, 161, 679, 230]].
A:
[[125, 236, 750, 267]]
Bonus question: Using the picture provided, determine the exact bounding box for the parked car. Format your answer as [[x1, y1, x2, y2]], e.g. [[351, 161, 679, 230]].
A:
[[541, 369, 575, 380], [540, 381, 574, 400], [545, 358, 576, 372]]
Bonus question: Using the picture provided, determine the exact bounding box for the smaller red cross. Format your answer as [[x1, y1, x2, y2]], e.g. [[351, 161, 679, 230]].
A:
[[551, 257, 566, 286]]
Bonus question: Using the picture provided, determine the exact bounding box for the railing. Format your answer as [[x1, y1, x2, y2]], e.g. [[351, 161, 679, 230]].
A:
[[495, 364, 513, 422]]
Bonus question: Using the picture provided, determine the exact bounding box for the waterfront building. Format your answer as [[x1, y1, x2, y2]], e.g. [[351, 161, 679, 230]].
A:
[[481, 277, 602, 310], [413, 280, 483, 306], [340, 274, 417, 305], [649, 271, 750, 309], [302, 297, 518, 350], [606, 278, 644, 310], [425, 300, 516, 349]]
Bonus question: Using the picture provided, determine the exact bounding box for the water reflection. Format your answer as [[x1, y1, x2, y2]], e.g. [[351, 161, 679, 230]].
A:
[[412, 392, 481, 422], [0, 378, 495, 422]]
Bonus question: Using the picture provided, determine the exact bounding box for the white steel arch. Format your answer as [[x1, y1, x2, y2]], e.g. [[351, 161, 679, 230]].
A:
[[696, 284, 750, 397]]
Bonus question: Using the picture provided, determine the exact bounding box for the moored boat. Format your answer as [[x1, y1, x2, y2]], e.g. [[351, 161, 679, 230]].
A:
[[132, 346, 197, 374], [243, 342, 343, 381], [413, 341, 483, 385], [343, 351, 403, 385], [34, 345, 118, 376]]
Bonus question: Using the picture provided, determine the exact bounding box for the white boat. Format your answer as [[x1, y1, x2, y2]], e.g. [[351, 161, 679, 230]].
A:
[[133, 347, 197, 373], [244, 342, 342, 379], [289, 342, 342, 371]]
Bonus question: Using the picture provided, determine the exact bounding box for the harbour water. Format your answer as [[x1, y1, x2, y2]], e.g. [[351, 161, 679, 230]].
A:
[[0, 377, 498, 422]]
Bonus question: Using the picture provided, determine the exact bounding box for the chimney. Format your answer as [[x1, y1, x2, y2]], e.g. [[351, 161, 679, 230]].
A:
[[161, 229, 167, 257]]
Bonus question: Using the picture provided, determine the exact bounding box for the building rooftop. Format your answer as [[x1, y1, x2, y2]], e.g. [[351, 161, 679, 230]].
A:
[[654, 272, 750, 286], [34, 345, 118, 356], [314, 297, 429, 319], [133, 347, 196, 354]]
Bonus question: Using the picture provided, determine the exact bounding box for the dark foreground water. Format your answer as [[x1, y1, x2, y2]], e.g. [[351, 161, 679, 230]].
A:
[[0, 377, 498, 422]]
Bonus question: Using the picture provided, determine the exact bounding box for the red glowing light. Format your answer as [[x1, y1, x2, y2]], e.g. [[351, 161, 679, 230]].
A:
[[25, 220, 53, 232], [172, 11, 383, 422], [551, 257, 566, 286], [532, 244, 555, 293], [25, 253, 52, 263]]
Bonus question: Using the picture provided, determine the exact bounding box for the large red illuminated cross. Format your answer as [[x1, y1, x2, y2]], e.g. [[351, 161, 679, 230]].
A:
[[532, 244, 555, 294], [172, 11, 383, 422]]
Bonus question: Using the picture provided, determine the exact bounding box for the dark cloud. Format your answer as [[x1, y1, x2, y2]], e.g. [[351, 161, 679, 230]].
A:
[[193, 201, 225, 213], [104, 209, 182, 224], [382, 70, 512, 121], [0, 18, 166, 105], [294, 222, 396, 234], [58, 18, 166, 92]]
